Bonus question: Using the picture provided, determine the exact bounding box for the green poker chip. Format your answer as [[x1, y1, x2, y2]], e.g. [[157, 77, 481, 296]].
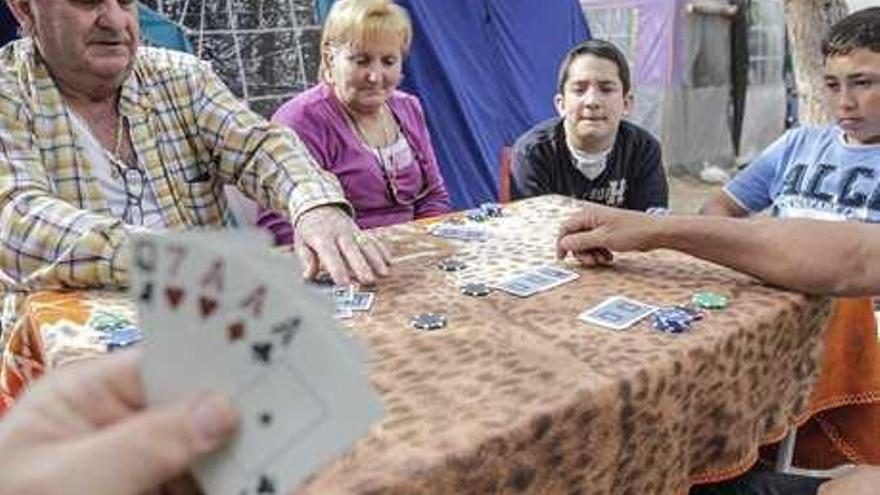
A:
[[691, 291, 728, 309]]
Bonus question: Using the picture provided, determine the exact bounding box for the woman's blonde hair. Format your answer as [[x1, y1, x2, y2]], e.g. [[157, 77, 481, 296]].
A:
[[319, 0, 413, 82]]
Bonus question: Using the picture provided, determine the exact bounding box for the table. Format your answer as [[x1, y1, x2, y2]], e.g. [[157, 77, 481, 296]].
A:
[[0, 195, 834, 494]]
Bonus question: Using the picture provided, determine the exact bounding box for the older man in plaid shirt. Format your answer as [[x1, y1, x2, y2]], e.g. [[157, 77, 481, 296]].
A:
[[0, 0, 391, 295]]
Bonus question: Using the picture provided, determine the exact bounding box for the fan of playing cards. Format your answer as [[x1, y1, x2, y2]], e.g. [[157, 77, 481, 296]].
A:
[[130, 230, 384, 495]]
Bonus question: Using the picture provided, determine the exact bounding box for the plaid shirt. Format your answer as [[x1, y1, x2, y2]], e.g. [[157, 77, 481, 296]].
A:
[[0, 39, 347, 291]]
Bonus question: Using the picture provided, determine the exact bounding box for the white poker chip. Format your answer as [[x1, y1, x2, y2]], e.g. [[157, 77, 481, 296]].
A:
[[437, 258, 467, 272], [466, 209, 488, 222], [411, 313, 447, 331], [460, 282, 491, 297]]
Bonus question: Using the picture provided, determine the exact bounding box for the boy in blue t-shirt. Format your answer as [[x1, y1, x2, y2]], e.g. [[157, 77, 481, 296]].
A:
[[700, 9, 880, 222], [692, 8, 880, 495]]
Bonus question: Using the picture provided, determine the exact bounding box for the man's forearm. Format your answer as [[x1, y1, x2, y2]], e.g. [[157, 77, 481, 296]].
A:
[[652, 216, 877, 296], [0, 194, 132, 290]]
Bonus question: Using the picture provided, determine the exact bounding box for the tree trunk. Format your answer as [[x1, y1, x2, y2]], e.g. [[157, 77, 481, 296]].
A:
[[783, 0, 848, 125]]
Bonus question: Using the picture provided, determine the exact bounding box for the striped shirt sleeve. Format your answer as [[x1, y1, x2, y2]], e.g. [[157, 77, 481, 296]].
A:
[[0, 94, 131, 290], [189, 62, 350, 226]]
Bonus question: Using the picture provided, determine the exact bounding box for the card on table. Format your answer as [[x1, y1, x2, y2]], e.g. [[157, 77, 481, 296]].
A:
[[533, 265, 579, 285], [307, 283, 374, 317], [495, 273, 546, 297], [339, 291, 374, 312], [429, 223, 490, 242], [495, 265, 580, 297], [130, 230, 383, 495], [578, 296, 657, 330]]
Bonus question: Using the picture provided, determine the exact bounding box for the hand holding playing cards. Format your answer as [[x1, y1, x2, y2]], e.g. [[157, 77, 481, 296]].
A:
[[556, 204, 659, 266], [0, 351, 238, 495], [294, 206, 391, 284]]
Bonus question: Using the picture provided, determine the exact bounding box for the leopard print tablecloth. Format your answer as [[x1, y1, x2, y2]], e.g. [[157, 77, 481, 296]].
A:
[[1, 196, 831, 494], [298, 195, 831, 494]]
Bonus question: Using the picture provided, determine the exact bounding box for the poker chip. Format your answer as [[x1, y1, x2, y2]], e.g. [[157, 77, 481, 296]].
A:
[[437, 258, 467, 272], [460, 282, 491, 297], [104, 326, 143, 350], [691, 291, 729, 310], [652, 307, 698, 333], [652, 319, 688, 333], [411, 312, 447, 331], [479, 202, 503, 218], [466, 209, 488, 222]]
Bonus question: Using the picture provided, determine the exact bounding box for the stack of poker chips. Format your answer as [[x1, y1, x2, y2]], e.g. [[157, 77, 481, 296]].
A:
[[479, 202, 504, 218], [466, 209, 488, 222], [463, 203, 503, 222], [652, 292, 728, 333], [651, 306, 704, 333]]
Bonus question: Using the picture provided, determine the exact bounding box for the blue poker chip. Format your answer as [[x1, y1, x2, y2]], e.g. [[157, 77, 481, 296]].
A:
[[104, 325, 143, 350], [652, 317, 687, 332], [652, 323, 686, 334], [479, 202, 504, 218], [466, 209, 488, 222], [651, 306, 699, 333], [652, 319, 688, 333], [658, 307, 694, 321]]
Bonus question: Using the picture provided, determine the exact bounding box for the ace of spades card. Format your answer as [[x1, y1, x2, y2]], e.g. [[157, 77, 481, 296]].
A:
[[130, 230, 384, 495]]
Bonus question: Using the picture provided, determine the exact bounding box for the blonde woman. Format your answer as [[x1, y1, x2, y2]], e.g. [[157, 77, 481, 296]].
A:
[[259, 0, 450, 244]]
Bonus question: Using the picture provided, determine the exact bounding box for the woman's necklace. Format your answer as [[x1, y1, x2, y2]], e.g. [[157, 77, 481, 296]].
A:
[[350, 107, 391, 148], [348, 106, 395, 171]]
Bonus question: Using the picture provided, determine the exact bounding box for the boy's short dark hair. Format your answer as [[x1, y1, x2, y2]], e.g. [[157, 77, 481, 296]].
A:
[[556, 39, 631, 95], [822, 7, 880, 58]]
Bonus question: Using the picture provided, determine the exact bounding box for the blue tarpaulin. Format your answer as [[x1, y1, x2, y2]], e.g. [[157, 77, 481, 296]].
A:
[[397, 0, 590, 208], [139, 4, 193, 53], [316, 0, 336, 23]]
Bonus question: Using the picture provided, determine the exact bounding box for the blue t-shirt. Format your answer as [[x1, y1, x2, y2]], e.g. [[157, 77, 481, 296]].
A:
[[726, 126, 880, 222]]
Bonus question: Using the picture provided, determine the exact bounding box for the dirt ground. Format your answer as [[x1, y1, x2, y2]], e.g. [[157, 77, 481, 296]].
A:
[[668, 174, 724, 214]]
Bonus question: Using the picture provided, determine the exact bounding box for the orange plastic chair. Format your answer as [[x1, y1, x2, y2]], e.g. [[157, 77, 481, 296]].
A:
[[498, 146, 512, 203]]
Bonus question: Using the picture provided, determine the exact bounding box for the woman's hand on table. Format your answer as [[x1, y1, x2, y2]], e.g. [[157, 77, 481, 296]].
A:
[[0, 351, 238, 495], [294, 205, 392, 285]]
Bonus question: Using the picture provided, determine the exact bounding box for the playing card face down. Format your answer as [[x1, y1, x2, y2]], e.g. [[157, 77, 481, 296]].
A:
[[579, 296, 657, 330], [429, 223, 490, 242], [130, 230, 384, 494], [495, 265, 580, 297]]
